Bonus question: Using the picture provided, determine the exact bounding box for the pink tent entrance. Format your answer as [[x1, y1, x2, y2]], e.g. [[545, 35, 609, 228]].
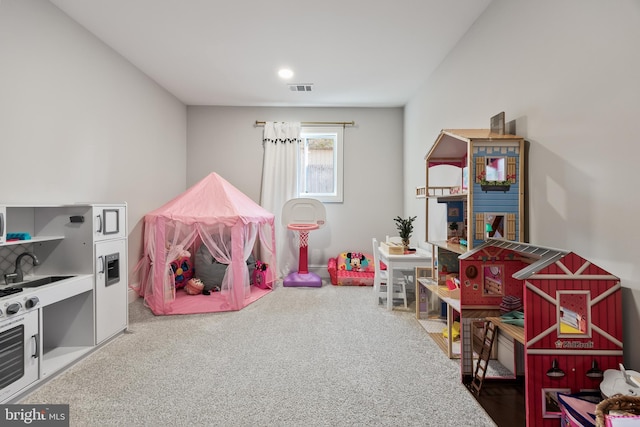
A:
[[136, 172, 277, 315]]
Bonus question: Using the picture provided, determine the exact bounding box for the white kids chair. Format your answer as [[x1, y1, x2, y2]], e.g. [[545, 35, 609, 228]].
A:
[[372, 237, 408, 308]]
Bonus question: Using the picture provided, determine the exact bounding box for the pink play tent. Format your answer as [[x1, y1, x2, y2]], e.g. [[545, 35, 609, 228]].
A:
[[136, 172, 277, 315]]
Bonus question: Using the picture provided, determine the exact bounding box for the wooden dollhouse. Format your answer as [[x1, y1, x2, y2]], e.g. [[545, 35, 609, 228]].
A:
[[458, 239, 623, 427], [416, 128, 527, 356], [423, 129, 526, 251]]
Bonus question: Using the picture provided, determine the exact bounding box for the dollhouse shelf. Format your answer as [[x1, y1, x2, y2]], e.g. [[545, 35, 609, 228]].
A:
[[416, 279, 462, 359], [426, 186, 467, 201], [430, 240, 468, 255], [485, 316, 525, 345], [431, 193, 467, 202], [429, 284, 460, 307]]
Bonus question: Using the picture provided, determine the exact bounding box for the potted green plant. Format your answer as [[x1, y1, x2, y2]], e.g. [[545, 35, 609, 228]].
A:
[[449, 221, 459, 237], [394, 215, 416, 249]]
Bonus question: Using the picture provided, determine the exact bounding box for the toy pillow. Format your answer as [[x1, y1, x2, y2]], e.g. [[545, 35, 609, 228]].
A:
[[337, 252, 374, 273], [195, 244, 256, 292], [170, 255, 193, 289]]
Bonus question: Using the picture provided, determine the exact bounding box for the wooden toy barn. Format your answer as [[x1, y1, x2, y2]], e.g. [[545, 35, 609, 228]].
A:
[[458, 239, 623, 427]]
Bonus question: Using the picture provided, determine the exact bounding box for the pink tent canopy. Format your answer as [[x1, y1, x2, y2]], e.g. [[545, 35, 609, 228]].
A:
[[135, 172, 277, 315]]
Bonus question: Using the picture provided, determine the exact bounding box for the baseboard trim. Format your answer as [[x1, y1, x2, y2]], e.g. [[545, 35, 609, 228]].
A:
[[128, 287, 139, 304]]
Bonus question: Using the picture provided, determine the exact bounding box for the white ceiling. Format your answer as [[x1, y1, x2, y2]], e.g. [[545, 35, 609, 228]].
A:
[[49, 0, 492, 107]]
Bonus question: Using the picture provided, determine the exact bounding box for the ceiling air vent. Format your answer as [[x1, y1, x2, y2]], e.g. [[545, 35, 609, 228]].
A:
[[288, 83, 313, 92]]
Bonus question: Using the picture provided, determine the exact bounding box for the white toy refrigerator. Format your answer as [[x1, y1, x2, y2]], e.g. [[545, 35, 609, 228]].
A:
[[93, 205, 128, 345]]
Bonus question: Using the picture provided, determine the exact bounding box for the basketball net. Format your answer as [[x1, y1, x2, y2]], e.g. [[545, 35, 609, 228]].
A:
[[297, 230, 309, 248], [288, 224, 318, 275]]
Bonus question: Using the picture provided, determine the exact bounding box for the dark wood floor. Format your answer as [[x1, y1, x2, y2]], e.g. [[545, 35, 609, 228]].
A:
[[464, 378, 526, 427]]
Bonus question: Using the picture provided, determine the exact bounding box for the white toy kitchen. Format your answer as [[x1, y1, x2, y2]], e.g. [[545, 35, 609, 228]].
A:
[[0, 203, 128, 403]]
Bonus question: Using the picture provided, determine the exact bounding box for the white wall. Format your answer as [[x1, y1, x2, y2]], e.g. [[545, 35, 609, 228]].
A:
[[0, 0, 188, 282], [405, 0, 640, 366], [187, 106, 404, 274]]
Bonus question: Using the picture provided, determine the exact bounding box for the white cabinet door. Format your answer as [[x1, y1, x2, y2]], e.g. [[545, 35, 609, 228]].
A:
[[0, 309, 39, 403], [95, 239, 127, 344], [93, 206, 126, 241]]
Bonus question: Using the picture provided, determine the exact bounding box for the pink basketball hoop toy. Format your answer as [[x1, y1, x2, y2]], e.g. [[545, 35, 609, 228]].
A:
[[287, 223, 319, 275], [282, 199, 326, 287], [287, 223, 319, 231]]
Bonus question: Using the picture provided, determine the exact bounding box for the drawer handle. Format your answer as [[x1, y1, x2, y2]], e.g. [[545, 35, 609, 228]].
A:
[[32, 333, 39, 359]]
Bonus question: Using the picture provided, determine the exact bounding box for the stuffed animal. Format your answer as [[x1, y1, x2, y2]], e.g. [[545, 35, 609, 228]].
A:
[[345, 252, 368, 272], [170, 255, 193, 289], [184, 277, 204, 295], [166, 243, 193, 289]]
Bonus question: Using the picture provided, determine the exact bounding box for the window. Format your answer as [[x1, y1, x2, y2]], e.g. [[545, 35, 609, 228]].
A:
[[297, 126, 343, 203], [485, 157, 506, 181]]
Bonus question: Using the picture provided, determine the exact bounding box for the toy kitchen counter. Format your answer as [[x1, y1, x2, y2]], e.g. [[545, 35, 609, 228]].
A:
[[0, 203, 128, 403]]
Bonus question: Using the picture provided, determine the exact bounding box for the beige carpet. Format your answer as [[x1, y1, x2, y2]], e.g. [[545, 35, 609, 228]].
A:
[[21, 283, 496, 426]]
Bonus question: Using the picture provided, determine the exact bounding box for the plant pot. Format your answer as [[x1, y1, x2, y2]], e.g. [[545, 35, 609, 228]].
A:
[[401, 238, 410, 250], [481, 184, 510, 193]]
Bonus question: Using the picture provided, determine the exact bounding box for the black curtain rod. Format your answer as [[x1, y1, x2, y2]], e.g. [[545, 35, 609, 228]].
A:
[[255, 120, 355, 127]]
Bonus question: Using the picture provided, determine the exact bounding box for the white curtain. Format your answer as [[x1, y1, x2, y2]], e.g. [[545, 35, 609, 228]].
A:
[[260, 122, 300, 279]]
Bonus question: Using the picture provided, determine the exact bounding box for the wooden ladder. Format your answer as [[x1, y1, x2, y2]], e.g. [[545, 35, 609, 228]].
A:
[[470, 320, 496, 396]]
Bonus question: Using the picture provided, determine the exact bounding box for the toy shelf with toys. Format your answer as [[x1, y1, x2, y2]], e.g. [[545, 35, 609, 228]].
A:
[[415, 240, 465, 358]]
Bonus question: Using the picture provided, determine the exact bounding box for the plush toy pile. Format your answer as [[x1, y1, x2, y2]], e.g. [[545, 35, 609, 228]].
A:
[[167, 243, 269, 296]]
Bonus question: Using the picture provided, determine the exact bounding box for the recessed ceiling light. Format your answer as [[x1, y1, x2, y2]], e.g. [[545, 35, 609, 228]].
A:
[[278, 68, 294, 79]]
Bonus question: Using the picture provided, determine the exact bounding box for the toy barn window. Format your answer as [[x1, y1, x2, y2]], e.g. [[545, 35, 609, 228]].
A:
[[482, 265, 504, 296], [557, 290, 592, 338]]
